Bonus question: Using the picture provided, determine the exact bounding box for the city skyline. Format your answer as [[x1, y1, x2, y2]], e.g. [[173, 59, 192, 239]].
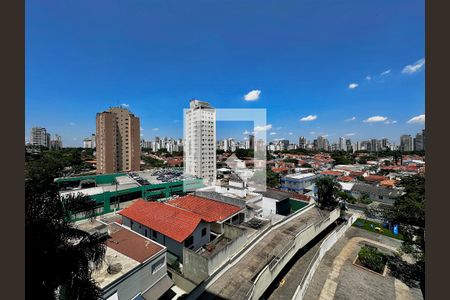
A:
[[26, 0, 424, 146]]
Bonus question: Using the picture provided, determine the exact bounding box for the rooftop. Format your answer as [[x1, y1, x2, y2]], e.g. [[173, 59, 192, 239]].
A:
[[261, 189, 292, 201], [167, 195, 242, 223], [284, 172, 317, 180], [89, 223, 165, 289], [119, 199, 203, 243], [107, 223, 164, 263]]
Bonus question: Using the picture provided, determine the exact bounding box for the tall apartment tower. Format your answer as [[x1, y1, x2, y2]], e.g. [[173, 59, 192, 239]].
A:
[[96, 107, 141, 174], [249, 134, 255, 150], [400, 134, 414, 152], [298, 136, 306, 149], [184, 99, 216, 184], [30, 127, 50, 148]]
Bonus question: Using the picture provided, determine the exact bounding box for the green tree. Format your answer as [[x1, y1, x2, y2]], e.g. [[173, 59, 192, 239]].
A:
[[315, 176, 342, 209], [368, 174, 425, 294], [26, 151, 109, 299]]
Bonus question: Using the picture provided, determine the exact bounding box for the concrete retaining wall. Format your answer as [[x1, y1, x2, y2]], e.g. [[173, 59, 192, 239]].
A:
[[292, 214, 358, 300], [183, 223, 247, 284], [247, 208, 341, 300]]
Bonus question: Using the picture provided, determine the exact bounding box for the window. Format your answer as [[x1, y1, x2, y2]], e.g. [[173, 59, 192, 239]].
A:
[[378, 195, 383, 200], [152, 230, 157, 238], [151, 257, 165, 274], [145, 229, 148, 237], [184, 235, 194, 247], [201, 228, 207, 237]]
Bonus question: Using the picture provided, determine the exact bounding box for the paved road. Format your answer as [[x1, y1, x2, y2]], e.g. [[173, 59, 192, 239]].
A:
[[198, 207, 326, 300], [265, 225, 336, 300]]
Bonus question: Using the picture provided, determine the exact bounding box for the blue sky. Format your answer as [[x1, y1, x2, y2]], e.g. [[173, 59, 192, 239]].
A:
[[26, 0, 425, 147]]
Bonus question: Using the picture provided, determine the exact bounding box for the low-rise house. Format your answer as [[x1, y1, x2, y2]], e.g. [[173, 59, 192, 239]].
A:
[[261, 189, 292, 216], [90, 222, 173, 300], [320, 170, 344, 177], [167, 195, 244, 234], [119, 197, 242, 261], [280, 172, 318, 193], [351, 183, 403, 205], [364, 175, 389, 184]]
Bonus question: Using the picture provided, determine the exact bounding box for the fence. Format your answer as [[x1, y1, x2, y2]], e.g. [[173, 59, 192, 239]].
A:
[[291, 214, 357, 300]]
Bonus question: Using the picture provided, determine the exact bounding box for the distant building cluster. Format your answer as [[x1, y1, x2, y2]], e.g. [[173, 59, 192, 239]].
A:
[[82, 134, 96, 149], [218, 134, 255, 152], [29, 126, 62, 150], [141, 137, 183, 153]]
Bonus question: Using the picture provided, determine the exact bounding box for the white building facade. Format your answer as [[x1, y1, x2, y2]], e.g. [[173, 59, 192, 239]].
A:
[[184, 99, 217, 184]]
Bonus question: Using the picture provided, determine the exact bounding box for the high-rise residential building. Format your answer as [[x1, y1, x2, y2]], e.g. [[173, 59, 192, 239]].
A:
[[96, 107, 141, 174], [298, 136, 307, 149], [400, 134, 414, 152], [339, 137, 347, 151], [249, 134, 255, 150], [184, 99, 216, 184], [414, 131, 424, 151], [422, 129, 425, 151], [315, 136, 329, 151], [50, 134, 63, 150], [83, 134, 96, 149], [30, 126, 50, 148], [345, 139, 352, 152]]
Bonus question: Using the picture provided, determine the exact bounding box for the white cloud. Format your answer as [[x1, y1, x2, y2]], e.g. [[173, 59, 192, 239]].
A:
[[322, 134, 329, 138], [276, 126, 282, 130], [380, 69, 391, 76], [140, 127, 144, 131], [152, 128, 160, 131], [270, 132, 277, 136], [407, 114, 425, 124], [345, 116, 356, 122], [243, 130, 251, 135], [300, 115, 318, 122], [244, 90, 261, 101], [73, 137, 77, 141], [121, 103, 130, 108], [348, 83, 359, 89], [309, 131, 316, 135], [69, 122, 76, 126], [402, 58, 425, 74], [384, 120, 397, 124], [366, 75, 372, 81], [254, 124, 272, 132], [140, 133, 144, 137], [344, 133, 356, 136], [363, 116, 388, 123], [288, 132, 293, 135]]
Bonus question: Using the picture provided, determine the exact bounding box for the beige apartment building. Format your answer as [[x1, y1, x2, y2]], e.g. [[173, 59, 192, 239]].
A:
[[96, 107, 141, 174]]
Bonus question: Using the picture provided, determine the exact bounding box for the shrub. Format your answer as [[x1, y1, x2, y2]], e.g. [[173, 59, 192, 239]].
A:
[[358, 245, 387, 273]]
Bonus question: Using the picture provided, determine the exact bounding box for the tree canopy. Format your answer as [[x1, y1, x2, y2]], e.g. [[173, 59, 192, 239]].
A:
[[315, 176, 341, 209], [26, 150, 108, 299]]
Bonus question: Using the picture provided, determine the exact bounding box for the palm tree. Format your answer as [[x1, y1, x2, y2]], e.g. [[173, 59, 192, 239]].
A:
[[315, 176, 342, 210], [26, 151, 108, 299]]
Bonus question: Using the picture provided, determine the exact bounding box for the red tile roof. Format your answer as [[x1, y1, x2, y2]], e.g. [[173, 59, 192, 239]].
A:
[[272, 167, 289, 173], [168, 195, 241, 223], [119, 199, 203, 243], [321, 170, 343, 176], [364, 175, 388, 182], [107, 225, 164, 263], [337, 176, 354, 182]]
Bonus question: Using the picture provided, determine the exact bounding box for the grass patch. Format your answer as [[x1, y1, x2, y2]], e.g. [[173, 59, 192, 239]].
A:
[[353, 218, 404, 240]]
